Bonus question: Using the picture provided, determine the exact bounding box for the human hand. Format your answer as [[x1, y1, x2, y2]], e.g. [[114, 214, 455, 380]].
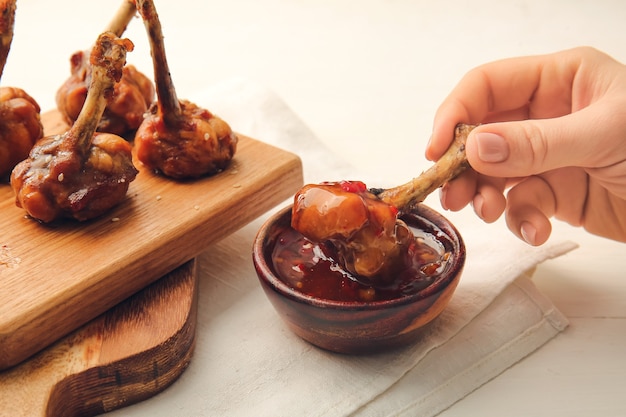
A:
[[427, 47, 626, 245]]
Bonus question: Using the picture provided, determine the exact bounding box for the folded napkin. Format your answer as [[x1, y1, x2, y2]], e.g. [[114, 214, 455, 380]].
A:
[[111, 78, 577, 417]]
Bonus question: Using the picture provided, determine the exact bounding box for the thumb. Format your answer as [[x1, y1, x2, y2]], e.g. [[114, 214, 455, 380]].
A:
[[465, 108, 618, 178]]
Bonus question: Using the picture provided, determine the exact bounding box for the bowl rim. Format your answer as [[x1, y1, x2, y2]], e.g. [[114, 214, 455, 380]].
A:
[[253, 203, 465, 311]]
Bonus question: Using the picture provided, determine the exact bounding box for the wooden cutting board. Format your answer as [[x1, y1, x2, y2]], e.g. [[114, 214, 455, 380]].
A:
[[0, 110, 303, 370], [0, 259, 198, 417]]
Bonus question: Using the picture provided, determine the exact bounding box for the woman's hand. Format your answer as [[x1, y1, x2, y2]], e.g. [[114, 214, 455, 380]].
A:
[[427, 46, 626, 245]]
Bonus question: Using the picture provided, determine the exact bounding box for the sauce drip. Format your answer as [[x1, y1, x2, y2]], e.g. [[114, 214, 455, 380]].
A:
[[271, 226, 450, 302]]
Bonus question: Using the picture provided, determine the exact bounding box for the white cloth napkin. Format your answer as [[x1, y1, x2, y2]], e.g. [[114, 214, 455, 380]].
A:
[[112, 78, 577, 417]]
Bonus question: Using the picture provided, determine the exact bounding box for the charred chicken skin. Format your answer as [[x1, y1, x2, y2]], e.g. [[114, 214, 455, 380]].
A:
[[11, 32, 138, 223], [0, 0, 43, 178], [291, 124, 475, 285], [133, 0, 237, 179], [55, 0, 154, 137]]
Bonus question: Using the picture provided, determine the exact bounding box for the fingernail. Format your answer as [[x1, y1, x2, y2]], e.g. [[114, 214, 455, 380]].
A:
[[520, 222, 537, 245], [472, 194, 484, 219], [475, 132, 509, 163]]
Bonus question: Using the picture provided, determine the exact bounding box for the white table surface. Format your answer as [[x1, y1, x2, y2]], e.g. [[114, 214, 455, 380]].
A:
[[6, 1, 626, 415]]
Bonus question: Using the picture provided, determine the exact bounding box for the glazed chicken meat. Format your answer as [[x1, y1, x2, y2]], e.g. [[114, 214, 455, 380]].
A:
[[292, 180, 416, 284], [0, 87, 44, 178]]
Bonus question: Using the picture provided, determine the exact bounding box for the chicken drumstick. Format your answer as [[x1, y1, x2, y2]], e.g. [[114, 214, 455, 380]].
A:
[[291, 124, 475, 285], [55, 0, 154, 137], [11, 32, 138, 223], [133, 0, 237, 179], [0, 0, 43, 178]]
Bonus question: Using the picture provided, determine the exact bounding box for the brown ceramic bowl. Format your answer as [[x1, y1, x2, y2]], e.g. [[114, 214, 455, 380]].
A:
[[252, 204, 465, 354]]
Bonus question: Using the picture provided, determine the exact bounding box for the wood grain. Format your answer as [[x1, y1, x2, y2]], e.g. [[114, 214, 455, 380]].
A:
[[0, 110, 303, 370], [0, 259, 198, 417]]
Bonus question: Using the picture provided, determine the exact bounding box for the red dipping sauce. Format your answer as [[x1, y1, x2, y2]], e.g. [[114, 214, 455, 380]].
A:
[[271, 225, 450, 302]]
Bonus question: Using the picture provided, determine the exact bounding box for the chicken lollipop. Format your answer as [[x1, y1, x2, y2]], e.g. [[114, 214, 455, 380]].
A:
[[0, 0, 43, 178], [133, 0, 237, 179], [55, 0, 154, 137], [11, 32, 138, 223], [291, 124, 475, 285]]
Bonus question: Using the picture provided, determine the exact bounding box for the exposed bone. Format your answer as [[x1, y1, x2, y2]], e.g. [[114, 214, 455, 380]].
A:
[[106, 0, 137, 36], [374, 124, 476, 210]]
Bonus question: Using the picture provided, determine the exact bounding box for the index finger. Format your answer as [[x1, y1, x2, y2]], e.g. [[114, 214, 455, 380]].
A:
[[427, 49, 579, 161]]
